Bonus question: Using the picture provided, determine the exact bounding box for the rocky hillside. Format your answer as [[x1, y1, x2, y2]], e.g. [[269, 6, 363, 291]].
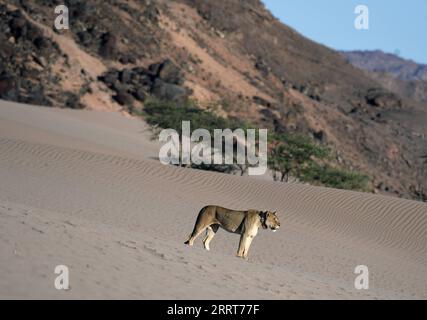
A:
[[342, 50, 427, 104], [342, 50, 427, 82], [1, 0, 426, 201]]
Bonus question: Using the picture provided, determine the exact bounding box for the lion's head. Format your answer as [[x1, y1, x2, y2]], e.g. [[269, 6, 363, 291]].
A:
[[261, 211, 280, 232]]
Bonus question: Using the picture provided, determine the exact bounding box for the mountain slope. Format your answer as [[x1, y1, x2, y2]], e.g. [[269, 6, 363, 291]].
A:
[[341, 50, 427, 82], [342, 50, 427, 105]]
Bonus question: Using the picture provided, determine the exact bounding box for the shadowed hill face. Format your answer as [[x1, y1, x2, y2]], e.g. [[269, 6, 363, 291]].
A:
[[342, 50, 427, 105], [0, 0, 426, 201], [342, 50, 427, 82]]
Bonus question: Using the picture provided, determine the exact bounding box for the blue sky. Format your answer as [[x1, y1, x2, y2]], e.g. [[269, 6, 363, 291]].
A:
[[262, 0, 427, 64]]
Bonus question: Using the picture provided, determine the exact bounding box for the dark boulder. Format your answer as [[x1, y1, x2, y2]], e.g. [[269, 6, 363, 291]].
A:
[[148, 62, 162, 77], [119, 69, 133, 84], [149, 59, 184, 85], [64, 92, 84, 109], [99, 32, 118, 59], [113, 90, 134, 106], [141, 74, 153, 88], [119, 55, 136, 65], [313, 130, 327, 143], [99, 70, 119, 86], [99, 59, 188, 106], [9, 15, 27, 39], [151, 79, 189, 103], [133, 87, 146, 101], [33, 36, 50, 50], [0, 75, 17, 99], [77, 31, 92, 46], [112, 80, 128, 93], [366, 88, 402, 108], [158, 60, 184, 85]]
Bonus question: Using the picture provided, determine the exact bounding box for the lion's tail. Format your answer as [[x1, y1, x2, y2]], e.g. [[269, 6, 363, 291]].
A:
[[184, 236, 191, 245]]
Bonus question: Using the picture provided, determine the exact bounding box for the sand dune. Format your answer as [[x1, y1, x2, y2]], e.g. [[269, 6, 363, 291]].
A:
[[0, 100, 426, 299]]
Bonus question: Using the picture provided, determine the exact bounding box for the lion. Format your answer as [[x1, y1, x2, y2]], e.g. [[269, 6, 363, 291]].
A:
[[184, 205, 280, 259]]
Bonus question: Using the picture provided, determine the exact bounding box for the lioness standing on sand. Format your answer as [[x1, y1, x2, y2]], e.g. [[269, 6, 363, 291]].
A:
[[185, 205, 280, 259]]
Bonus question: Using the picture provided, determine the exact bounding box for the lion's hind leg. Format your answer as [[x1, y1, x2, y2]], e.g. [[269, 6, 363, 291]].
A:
[[203, 224, 219, 251], [185, 207, 212, 246], [185, 224, 207, 246]]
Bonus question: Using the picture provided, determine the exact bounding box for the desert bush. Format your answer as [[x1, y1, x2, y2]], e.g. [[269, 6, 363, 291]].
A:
[[144, 97, 240, 134], [268, 133, 369, 191], [301, 164, 370, 191], [268, 133, 330, 182], [144, 97, 254, 174], [145, 98, 370, 190]]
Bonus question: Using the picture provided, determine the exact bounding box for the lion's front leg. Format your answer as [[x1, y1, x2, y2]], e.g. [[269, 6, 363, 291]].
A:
[[242, 235, 254, 259], [237, 233, 253, 260], [237, 233, 247, 258]]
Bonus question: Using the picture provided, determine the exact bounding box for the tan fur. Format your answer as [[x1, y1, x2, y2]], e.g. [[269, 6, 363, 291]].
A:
[[184, 205, 280, 259]]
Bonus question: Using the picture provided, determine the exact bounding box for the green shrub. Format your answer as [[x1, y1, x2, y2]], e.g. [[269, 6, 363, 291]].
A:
[[143, 97, 242, 135], [143, 97, 252, 174], [301, 164, 370, 191], [268, 133, 370, 191], [268, 133, 330, 182], [144, 97, 371, 191]]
